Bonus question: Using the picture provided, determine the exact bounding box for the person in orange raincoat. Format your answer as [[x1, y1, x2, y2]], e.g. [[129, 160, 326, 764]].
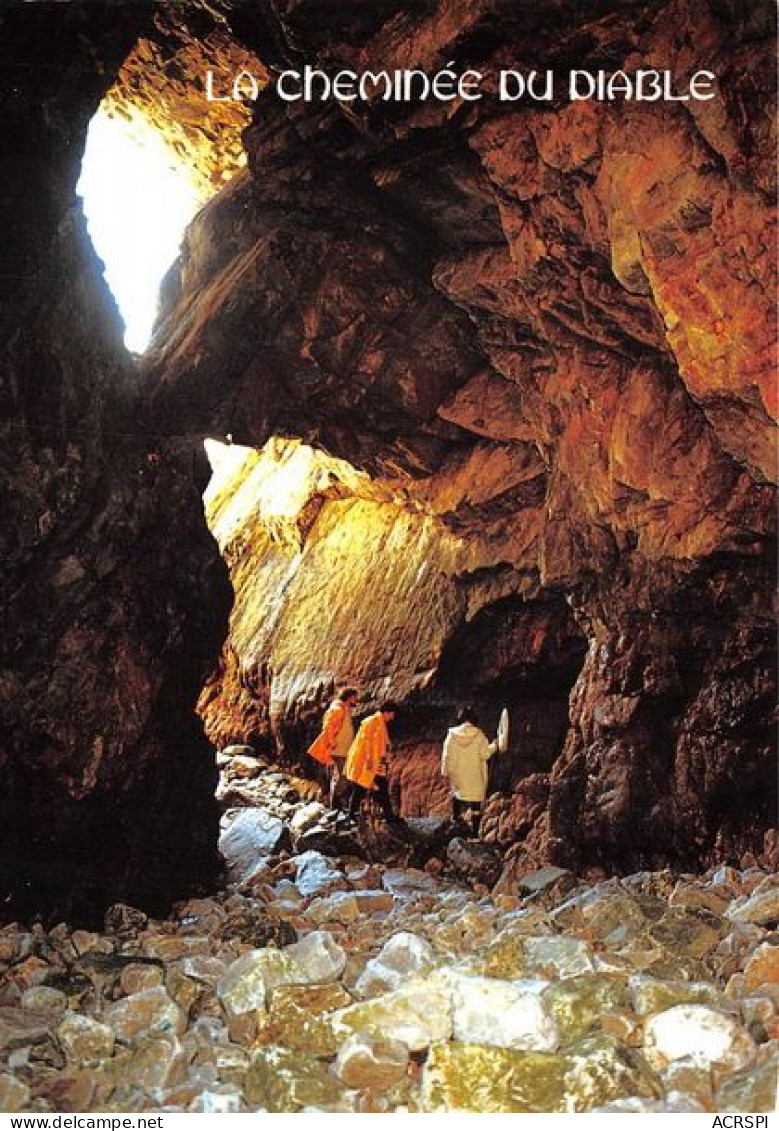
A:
[[308, 688, 358, 807], [343, 702, 399, 824]]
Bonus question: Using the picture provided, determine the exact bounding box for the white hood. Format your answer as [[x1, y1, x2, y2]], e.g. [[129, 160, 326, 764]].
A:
[[445, 722, 486, 752]]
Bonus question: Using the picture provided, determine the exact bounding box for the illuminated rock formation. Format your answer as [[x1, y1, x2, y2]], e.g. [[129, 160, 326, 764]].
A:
[[0, 0, 775, 920]]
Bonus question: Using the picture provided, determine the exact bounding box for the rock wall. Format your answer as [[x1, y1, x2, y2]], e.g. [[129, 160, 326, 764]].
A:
[[0, 4, 232, 922], [144, 0, 777, 870]]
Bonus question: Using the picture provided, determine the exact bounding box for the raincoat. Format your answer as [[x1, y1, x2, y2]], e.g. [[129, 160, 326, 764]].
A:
[[344, 711, 389, 790], [441, 722, 496, 803], [308, 699, 354, 766]]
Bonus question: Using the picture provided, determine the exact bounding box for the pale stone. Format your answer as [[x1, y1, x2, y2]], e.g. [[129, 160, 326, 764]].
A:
[[742, 942, 779, 993], [515, 866, 574, 895], [295, 851, 344, 897], [644, 1004, 757, 1072], [0, 1072, 30, 1112], [450, 974, 558, 1052], [284, 930, 346, 983], [20, 986, 68, 1017], [332, 973, 451, 1051], [334, 1031, 409, 1089], [103, 986, 185, 1041], [629, 974, 728, 1016], [355, 932, 435, 998], [522, 936, 595, 979], [217, 948, 302, 1019], [564, 1033, 659, 1111], [119, 963, 164, 996], [715, 1056, 779, 1113], [220, 809, 290, 882], [290, 802, 327, 835], [306, 892, 359, 924], [57, 1012, 115, 1067], [727, 888, 779, 927], [189, 1087, 243, 1113], [659, 1058, 715, 1110]]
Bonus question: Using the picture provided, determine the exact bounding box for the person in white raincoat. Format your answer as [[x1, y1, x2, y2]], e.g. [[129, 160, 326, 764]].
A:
[[441, 707, 497, 833]]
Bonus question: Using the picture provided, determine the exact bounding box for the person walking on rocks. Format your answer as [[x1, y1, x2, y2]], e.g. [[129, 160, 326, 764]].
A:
[[441, 707, 497, 835], [308, 687, 358, 808], [343, 702, 399, 825]]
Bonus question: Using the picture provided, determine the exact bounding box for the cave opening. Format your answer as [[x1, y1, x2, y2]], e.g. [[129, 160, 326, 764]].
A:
[[77, 106, 206, 354]]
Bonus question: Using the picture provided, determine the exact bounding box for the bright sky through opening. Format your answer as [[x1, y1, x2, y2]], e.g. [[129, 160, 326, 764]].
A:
[[77, 109, 202, 354]]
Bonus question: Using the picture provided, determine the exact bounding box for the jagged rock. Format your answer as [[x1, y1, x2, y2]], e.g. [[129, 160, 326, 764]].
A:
[[103, 987, 185, 1042], [258, 984, 351, 1056], [422, 1042, 570, 1113], [727, 887, 779, 928], [20, 986, 68, 1018], [332, 974, 452, 1052], [245, 1046, 351, 1112], [104, 904, 148, 937], [0, 1007, 52, 1052], [333, 1032, 409, 1090], [355, 932, 436, 998], [294, 852, 344, 897], [450, 974, 559, 1052], [446, 838, 503, 887], [742, 943, 779, 993], [513, 867, 575, 898], [216, 949, 302, 1020], [284, 931, 347, 984], [228, 755, 265, 780], [715, 1056, 779, 1113], [219, 809, 291, 882], [644, 1005, 757, 1072], [542, 976, 627, 1045], [628, 974, 728, 1016], [564, 1034, 659, 1110], [0, 1073, 30, 1113], [289, 803, 328, 837], [56, 1013, 115, 1067]]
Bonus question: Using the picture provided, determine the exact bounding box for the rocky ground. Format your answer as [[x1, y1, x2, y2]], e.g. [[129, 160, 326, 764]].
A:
[[0, 750, 776, 1114]]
